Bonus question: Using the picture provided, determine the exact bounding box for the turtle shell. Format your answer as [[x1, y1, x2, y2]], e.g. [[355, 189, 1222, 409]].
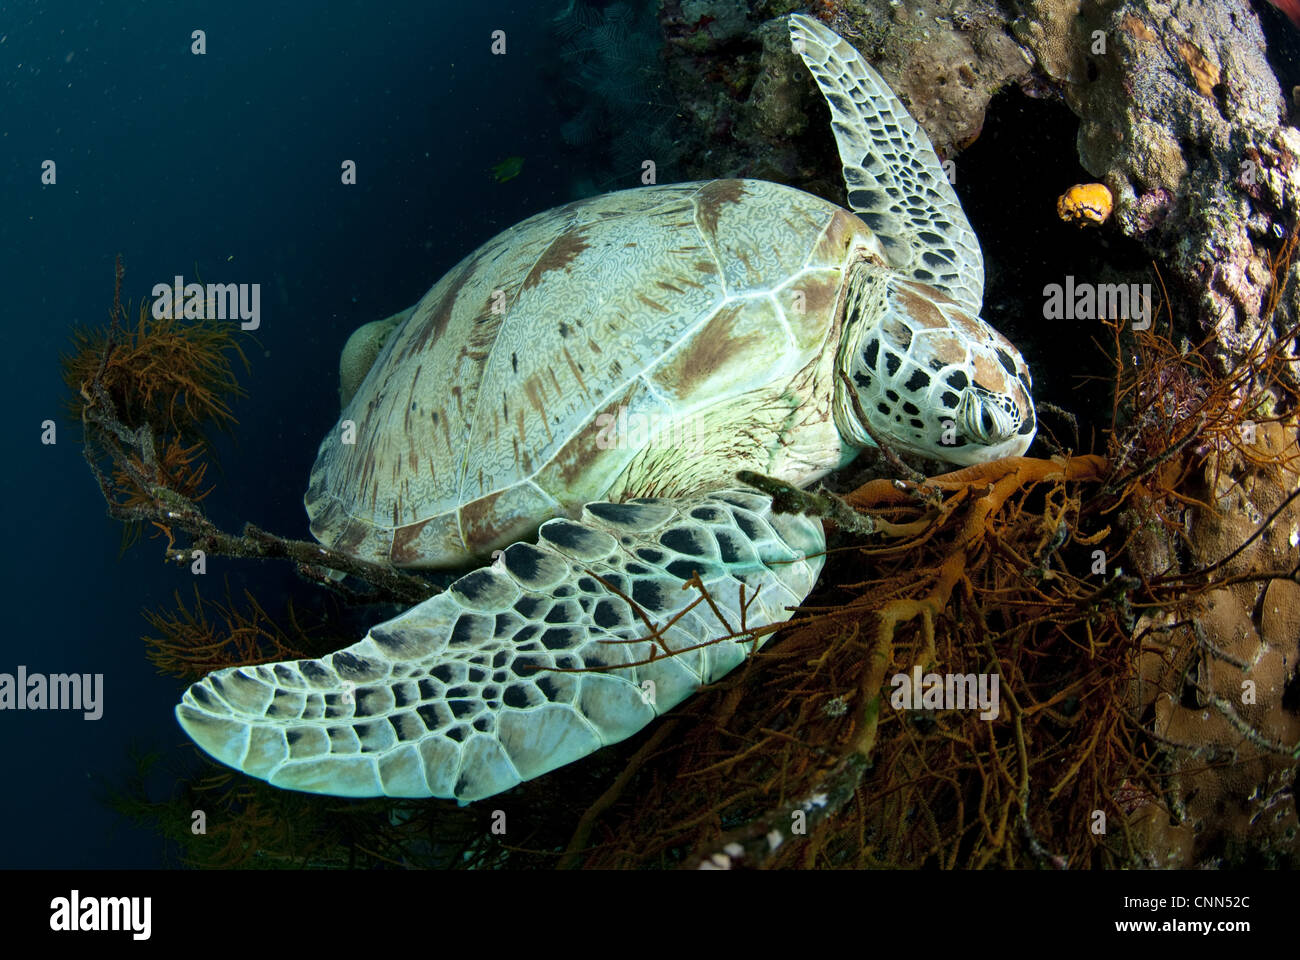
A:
[[305, 179, 873, 568]]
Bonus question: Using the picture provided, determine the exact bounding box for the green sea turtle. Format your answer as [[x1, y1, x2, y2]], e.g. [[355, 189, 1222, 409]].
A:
[[175, 15, 1035, 800]]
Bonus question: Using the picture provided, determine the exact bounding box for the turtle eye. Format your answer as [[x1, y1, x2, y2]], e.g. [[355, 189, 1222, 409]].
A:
[[968, 402, 993, 444], [961, 393, 1015, 445]]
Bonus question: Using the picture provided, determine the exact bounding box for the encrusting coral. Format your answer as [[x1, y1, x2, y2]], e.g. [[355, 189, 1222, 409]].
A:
[[1122, 421, 1300, 866], [1111, 248, 1300, 866]]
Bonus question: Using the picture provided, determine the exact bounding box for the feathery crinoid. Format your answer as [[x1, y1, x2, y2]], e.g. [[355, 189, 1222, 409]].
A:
[[111, 438, 213, 514], [62, 257, 250, 547], [62, 257, 249, 440], [142, 583, 341, 682]]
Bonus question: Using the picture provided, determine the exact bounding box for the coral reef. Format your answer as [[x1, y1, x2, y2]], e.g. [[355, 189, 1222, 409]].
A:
[[72, 1, 1300, 863], [1103, 243, 1300, 867], [1125, 436, 1300, 867], [1112, 253, 1300, 865], [1013, 0, 1300, 373], [555, 285, 1299, 869], [659, 0, 1030, 192], [85, 288, 1299, 867], [662, 1, 1300, 381]]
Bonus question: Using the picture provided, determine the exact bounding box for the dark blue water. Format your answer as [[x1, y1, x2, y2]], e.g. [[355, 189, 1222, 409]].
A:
[[0, 0, 618, 868]]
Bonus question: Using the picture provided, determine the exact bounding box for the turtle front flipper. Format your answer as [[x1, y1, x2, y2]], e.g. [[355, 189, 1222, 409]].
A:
[[789, 13, 984, 316], [175, 490, 824, 801]]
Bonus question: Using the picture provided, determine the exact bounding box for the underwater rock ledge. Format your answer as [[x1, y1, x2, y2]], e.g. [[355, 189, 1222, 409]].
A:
[[663, 0, 1300, 374]]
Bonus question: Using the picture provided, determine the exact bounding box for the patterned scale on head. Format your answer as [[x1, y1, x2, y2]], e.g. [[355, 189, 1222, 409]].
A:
[[836, 269, 1035, 465], [174, 14, 1036, 802]]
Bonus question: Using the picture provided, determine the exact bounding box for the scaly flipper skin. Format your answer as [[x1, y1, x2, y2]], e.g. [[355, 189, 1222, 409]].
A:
[[176, 490, 823, 801], [789, 14, 984, 316]]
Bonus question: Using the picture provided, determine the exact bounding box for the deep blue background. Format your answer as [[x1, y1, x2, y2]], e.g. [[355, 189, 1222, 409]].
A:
[[0, 0, 607, 868]]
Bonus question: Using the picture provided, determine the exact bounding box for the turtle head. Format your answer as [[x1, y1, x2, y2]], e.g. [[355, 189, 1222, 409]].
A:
[[834, 271, 1036, 467]]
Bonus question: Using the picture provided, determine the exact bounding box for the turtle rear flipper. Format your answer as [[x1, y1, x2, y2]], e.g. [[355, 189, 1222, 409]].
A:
[[790, 13, 984, 316], [175, 490, 824, 801]]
